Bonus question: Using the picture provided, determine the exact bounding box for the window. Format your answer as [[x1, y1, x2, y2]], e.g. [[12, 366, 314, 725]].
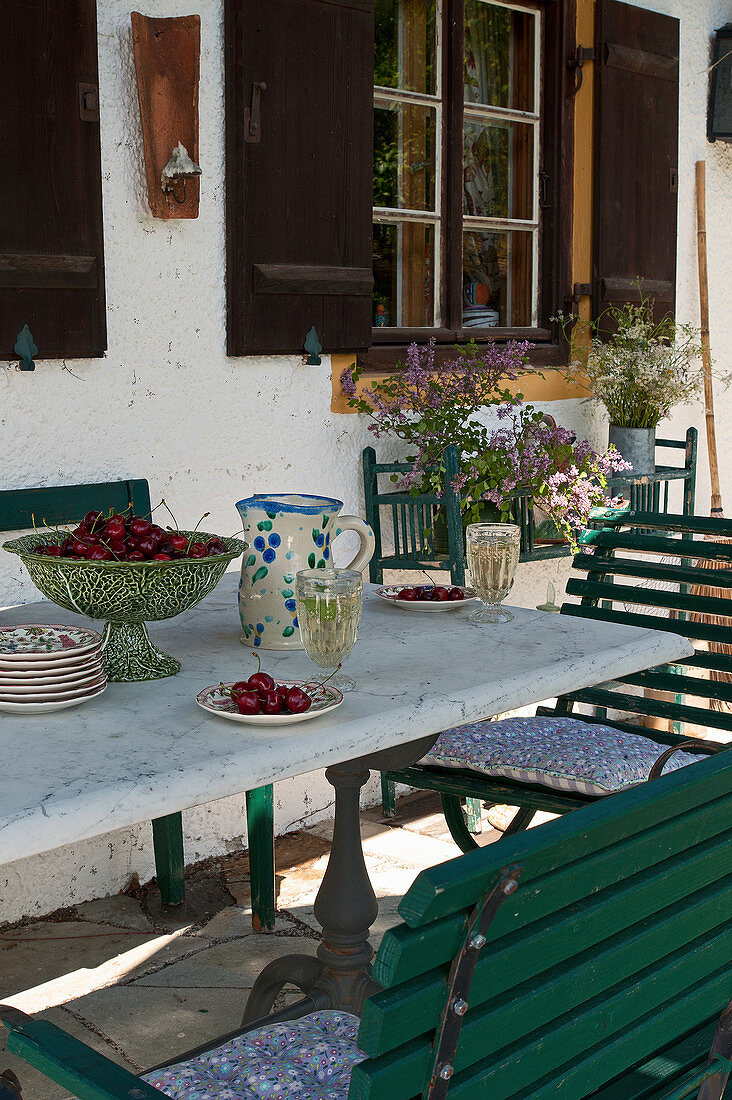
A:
[[370, 0, 573, 358]]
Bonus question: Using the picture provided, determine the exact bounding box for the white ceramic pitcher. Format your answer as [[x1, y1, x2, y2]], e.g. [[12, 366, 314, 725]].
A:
[[235, 493, 375, 650]]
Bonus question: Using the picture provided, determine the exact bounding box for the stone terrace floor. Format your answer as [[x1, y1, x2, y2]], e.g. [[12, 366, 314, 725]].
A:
[[0, 793, 524, 1099]]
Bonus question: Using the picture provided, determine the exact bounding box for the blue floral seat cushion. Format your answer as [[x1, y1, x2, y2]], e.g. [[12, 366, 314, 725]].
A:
[[420, 715, 707, 797], [140, 1011, 365, 1100]]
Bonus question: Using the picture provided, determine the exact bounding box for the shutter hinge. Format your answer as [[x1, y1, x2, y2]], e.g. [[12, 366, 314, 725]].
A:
[[79, 82, 99, 122], [567, 46, 595, 95], [244, 81, 267, 143]]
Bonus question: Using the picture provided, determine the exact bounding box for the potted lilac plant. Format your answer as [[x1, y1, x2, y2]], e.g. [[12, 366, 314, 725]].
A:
[[341, 340, 629, 551]]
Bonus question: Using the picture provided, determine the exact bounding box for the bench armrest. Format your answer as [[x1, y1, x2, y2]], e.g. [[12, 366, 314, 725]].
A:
[[656, 1053, 732, 1100], [0, 1006, 165, 1100]]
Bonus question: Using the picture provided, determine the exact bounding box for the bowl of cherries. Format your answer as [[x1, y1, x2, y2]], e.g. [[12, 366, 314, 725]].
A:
[[197, 657, 343, 726], [3, 509, 245, 683], [374, 583, 477, 612]]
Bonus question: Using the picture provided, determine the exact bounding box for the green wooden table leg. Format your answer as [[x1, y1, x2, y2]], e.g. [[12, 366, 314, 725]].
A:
[[246, 785, 276, 932], [380, 772, 397, 817], [151, 812, 185, 906]]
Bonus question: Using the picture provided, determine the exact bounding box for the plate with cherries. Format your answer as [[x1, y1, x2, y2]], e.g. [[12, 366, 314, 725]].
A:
[[375, 583, 477, 612], [196, 658, 343, 726]]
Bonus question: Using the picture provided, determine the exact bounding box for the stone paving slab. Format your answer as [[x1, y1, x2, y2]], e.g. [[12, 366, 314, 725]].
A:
[[134, 932, 318, 989]]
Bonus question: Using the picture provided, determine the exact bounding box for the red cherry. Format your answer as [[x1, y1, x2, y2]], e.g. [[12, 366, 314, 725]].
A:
[[188, 542, 208, 559], [447, 587, 464, 601], [275, 684, 290, 700], [83, 510, 103, 531], [60, 538, 75, 555], [285, 687, 312, 713], [247, 671, 276, 694], [72, 539, 92, 558], [45, 544, 63, 557], [88, 545, 112, 561], [148, 525, 166, 545], [230, 681, 251, 699], [205, 537, 226, 555], [397, 587, 417, 601], [32, 544, 47, 554], [167, 532, 188, 552], [72, 525, 90, 539], [414, 586, 432, 600], [153, 552, 173, 561], [105, 519, 126, 537], [236, 690, 261, 715], [137, 535, 157, 558], [125, 550, 146, 562], [128, 517, 151, 537], [261, 691, 284, 714], [107, 539, 126, 556], [431, 586, 449, 601]]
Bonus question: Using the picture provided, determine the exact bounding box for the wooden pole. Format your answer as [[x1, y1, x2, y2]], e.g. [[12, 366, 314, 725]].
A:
[[696, 160, 724, 517]]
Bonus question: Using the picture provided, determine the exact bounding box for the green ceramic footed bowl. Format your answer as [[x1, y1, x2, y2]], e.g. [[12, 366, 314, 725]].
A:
[[3, 532, 246, 682]]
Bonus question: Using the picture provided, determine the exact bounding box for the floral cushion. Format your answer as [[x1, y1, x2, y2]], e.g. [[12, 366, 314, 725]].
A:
[[140, 1011, 365, 1099], [420, 716, 707, 797]]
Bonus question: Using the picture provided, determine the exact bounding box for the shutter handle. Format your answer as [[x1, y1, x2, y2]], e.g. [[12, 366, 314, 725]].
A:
[[244, 82, 267, 143]]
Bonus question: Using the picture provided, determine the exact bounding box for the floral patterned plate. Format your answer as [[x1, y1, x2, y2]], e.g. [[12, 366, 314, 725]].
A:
[[0, 683, 107, 714], [196, 680, 344, 726], [0, 671, 106, 698], [0, 658, 104, 683], [374, 586, 478, 612], [0, 649, 102, 673], [0, 625, 102, 658]]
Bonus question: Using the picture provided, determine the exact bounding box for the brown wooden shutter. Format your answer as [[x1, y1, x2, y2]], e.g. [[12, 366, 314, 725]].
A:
[[593, 0, 679, 325], [225, 0, 374, 355], [0, 0, 106, 360]]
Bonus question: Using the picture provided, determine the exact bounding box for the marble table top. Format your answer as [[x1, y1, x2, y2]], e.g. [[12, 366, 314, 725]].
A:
[[0, 575, 693, 864]]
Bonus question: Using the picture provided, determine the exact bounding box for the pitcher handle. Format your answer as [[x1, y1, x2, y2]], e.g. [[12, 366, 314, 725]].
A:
[[335, 516, 375, 574]]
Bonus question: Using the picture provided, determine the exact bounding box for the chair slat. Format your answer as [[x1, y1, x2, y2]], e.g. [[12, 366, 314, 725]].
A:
[[579, 529, 732, 560], [621, 667, 732, 703], [0, 480, 151, 533], [566, 577, 732, 619], [588, 512, 732, 537], [353, 942, 731, 1100], [572, 553, 732, 590], [571, 686, 732, 732], [362, 841, 731, 1055], [398, 756, 732, 926], [560, 602, 732, 646]]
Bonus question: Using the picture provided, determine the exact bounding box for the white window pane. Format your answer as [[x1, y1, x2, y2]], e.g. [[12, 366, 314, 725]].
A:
[[464, 119, 534, 219], [375, 102, 437, 212], [463, 228, 533, 327], [375, 0, 438, 95], [374, 222, 436, 327], [464, 0, 536, 112]]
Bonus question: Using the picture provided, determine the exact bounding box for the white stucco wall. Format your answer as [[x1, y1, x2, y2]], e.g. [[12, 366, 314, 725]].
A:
[[0, 0, 729, 922]]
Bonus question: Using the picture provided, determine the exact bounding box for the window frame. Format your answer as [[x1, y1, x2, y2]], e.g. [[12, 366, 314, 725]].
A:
[[361, 0, 575, 371]]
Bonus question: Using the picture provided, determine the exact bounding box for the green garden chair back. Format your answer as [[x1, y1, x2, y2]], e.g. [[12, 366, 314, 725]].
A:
[[1, 749, 730, 1099], [0, 479, 276, 930]]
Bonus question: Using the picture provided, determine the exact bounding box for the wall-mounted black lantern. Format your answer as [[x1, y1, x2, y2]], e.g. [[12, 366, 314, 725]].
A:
[[708, 24, 732, 141]]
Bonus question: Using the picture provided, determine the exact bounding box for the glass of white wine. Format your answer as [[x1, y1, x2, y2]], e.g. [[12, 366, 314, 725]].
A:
[[295, 568, 363, 692], [466, 523, 521, 624]]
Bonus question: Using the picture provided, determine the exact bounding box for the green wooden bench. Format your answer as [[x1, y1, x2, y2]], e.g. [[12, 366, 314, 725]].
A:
[[0, 747, 730, 1099], [0, 480, 276, 930], [382, 510, 732, 852]]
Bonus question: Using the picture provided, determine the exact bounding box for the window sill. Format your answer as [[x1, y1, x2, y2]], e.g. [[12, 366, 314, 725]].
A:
[[358, 331, 567, 373]]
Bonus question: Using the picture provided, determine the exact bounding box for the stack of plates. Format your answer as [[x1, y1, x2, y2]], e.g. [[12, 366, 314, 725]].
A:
[[0, 625, 107, 713]]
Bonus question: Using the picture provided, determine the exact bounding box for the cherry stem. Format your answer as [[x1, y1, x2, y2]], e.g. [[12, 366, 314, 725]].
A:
[[160, 498, 181, 533], [186, 511, 211, 553], [251, 650, 262, 675], [421, 570, 437, 589]]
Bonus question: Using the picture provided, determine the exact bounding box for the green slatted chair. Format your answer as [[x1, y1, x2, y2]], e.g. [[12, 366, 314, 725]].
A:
[[381, 510, 731, 852], [0, 480, 275, 930], [1, 749, 730, 1099]]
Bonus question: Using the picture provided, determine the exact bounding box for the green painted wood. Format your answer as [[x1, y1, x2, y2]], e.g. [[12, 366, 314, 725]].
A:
[[572, 552, 732, 589], [0, 479, 152, 533], [354, 938, 731, 1100], [245, 785, 276, 932], [579, 529, 732, 559], [151, 813, 185, 907], [566, 576, 732, 619], [440, 794, 479, 851], [370, 826, 729, 995], [560, 601, 732, 646], [589, 510, 731, 536], [361, 871, 731, 1058], [570, 686, 732, 732], [5, 1016, 165, 1099], [399, 755, 732, 927], [391, 765, 592, 814]]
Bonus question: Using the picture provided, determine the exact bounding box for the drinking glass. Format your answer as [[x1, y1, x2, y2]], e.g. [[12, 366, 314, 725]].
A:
[[466, 523, 521, 624], [295, 568, 363, 692]]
